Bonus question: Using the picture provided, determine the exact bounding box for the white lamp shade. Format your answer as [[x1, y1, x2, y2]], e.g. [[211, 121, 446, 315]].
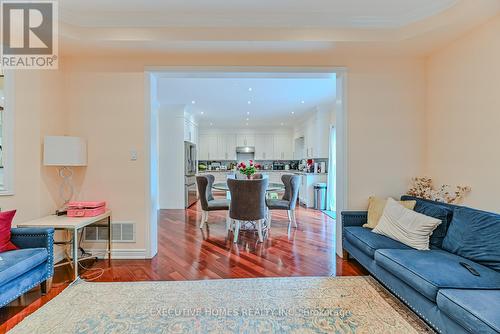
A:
[[43, 136, 87, 166]]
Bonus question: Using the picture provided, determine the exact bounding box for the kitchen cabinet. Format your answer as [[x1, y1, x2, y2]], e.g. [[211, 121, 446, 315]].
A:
[[298, 173, 328, 208], [236, 134, 255, 147], [273, 134, 293, 160], [304, 112, 330, 159], [198, 134, 219, 160], [184, 119, 198, 145], [218, 134, 237, 160], [255, 134, 274, 160]]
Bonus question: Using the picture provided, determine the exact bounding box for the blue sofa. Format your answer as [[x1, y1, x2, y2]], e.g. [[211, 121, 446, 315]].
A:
[[342, 196, 500, 334], [0, 228, 54, 307]]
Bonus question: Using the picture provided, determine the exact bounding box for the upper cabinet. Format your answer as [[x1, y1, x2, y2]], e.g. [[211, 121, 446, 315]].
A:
[[236, 134, 255, 147], [303, 110, 330, 159], [218, 134, 237, 160], [254, 134, 274, 160], [273, 134, 293, 160], [184, 119, 198, 145], [199, 131, 297, 161], [198, 134, 218, 160]]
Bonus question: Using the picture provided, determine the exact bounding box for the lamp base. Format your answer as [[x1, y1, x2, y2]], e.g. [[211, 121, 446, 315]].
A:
[[56, 209, 68, 216]]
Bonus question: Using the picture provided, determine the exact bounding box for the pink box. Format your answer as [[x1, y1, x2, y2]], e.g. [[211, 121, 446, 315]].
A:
[[67, 201, 106, 217]]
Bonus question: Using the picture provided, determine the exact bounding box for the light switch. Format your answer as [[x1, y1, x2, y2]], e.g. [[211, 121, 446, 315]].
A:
[[130, 150, 138, 161]]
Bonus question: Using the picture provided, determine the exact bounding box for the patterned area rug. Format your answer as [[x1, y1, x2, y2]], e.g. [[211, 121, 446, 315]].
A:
[[10, 276, 433, 333]]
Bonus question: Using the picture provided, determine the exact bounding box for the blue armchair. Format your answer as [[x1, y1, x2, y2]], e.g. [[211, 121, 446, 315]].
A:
[[0, 228, 54, 307]]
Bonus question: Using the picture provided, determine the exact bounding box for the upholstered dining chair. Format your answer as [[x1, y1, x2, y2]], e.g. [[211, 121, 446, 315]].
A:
[[266, 174, 301, 233], [196, 175, 231, 230], [227, 178, 269, 243]]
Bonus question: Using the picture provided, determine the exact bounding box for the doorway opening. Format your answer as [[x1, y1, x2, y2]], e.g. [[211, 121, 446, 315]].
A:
[[145, 67, 348, 262]]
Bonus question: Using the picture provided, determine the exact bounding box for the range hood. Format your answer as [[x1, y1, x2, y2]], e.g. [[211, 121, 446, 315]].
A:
[[236, 146, 255, 153]]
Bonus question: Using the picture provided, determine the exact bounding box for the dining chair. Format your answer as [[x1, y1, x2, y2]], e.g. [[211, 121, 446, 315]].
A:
[[227, 178, 269, 243], [196, 175, 231, 230], [266, 174, 301, 234]]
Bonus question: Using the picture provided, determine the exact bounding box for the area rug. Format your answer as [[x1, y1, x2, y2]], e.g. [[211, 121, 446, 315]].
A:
[[10, 276, 433, 334]]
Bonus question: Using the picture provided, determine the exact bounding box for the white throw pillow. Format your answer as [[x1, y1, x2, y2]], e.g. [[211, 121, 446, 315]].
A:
[[372, 198, 442, 250]]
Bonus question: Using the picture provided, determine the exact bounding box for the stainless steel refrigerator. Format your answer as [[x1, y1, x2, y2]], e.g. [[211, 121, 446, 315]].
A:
[[184, 142, 197, 208]]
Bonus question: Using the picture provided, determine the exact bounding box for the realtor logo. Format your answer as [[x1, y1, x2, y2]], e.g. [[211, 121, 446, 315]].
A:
[[1, 1, 58, 69]]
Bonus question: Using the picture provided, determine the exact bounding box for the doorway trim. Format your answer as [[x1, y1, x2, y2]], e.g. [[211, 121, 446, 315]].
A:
[[144, 66, 349, 258]]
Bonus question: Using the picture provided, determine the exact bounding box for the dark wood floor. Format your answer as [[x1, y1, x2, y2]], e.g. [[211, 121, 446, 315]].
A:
[[0, 202, 367, 332]]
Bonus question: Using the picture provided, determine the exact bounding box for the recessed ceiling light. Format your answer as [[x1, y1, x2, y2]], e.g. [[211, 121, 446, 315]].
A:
[[248, 88, 253, 92], [191, 100, 196, 104], [246, 111, 250, 115], [291, 112, 295, 115], [246, 118, 249, 121], [247, 101, 252, 105], [301, 100, 305, 104], [200, 111, 204, 115]]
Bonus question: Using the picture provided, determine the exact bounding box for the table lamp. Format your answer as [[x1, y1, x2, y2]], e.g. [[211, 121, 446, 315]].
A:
[[43, 136, 87, 215]]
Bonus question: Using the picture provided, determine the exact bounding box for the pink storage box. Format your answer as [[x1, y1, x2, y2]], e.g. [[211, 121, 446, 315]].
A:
[[67, 201, 106, 217]]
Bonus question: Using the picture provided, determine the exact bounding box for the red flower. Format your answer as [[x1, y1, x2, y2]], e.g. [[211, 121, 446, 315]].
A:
[[255, 164, 261, 169]]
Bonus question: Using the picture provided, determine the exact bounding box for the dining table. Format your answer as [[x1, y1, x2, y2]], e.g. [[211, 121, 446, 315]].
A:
[[212, 182, 285, 192]]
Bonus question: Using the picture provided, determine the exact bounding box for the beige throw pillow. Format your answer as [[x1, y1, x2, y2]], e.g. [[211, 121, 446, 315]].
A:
[[364, 197, 416, 229], [372, 198, 442, 250]]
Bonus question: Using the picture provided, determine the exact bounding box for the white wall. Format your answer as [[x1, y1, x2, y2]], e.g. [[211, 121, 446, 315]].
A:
[[27, 53, 426, 258], [425, 14, 500, 212]]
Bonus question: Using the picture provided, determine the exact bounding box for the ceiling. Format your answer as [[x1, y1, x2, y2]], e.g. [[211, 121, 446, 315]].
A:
[[60, 0, 457, 29], [57, 0, 500, 56], [156, 76, 336, 128]]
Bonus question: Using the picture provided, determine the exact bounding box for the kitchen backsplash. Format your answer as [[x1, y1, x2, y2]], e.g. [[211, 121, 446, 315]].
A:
[[199, 159, 329, 172]]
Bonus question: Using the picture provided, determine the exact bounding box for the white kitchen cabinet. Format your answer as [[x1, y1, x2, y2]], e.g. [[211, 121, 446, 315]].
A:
[[236, 134, 255, 147], [198, 134, 219, 160], [298, 173, 328, 208], [218, 134, 237, 160], [255, 134, 274, 160], [273, 134, 293, 160], [184, 119, 198, 145], [304, 111, 330, 159]]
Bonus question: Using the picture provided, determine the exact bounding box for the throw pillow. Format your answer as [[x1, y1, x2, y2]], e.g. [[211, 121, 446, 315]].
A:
[[442, 207, 500, 271], [372, 198, 442, 250], [0, 210, 18, 252], [409, 199, 453, 248], [364, 197, 417, 229]]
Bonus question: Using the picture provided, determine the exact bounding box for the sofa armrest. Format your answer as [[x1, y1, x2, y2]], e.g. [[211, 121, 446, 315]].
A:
[[341, 211, 368, 227], [10, 228, 54, 250], [10, 228, 55, 279]]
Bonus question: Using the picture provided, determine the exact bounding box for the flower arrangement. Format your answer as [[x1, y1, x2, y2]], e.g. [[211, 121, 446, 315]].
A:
[[237, 160, 261, 179], [407, 177, 471, 204]]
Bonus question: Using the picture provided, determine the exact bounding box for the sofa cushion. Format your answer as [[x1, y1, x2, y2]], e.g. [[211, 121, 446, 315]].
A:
[[442, 207, 500, 271], [0, 248, 48, 285], [375, 249, 500, 302], [437, 289, 500, 334], [344, 226, 411, 258], [410, 199, 453, 248]]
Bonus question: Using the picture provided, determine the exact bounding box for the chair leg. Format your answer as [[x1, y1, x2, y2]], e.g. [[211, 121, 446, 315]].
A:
[[257, 220, 264, 243], [287, 210, 293, 231], [233, 220, 240, 243], [291, 210, 298, 228], [200, 210, 208, 229], [267, 208, 272, 228], [225, 212, 233, 232]]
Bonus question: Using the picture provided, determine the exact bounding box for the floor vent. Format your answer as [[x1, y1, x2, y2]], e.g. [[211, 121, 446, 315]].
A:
[[84, 222, 135, 243]]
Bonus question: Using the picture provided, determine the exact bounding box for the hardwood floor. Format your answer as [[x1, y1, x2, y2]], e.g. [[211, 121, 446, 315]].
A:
[[0, 202, 367, 332]]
